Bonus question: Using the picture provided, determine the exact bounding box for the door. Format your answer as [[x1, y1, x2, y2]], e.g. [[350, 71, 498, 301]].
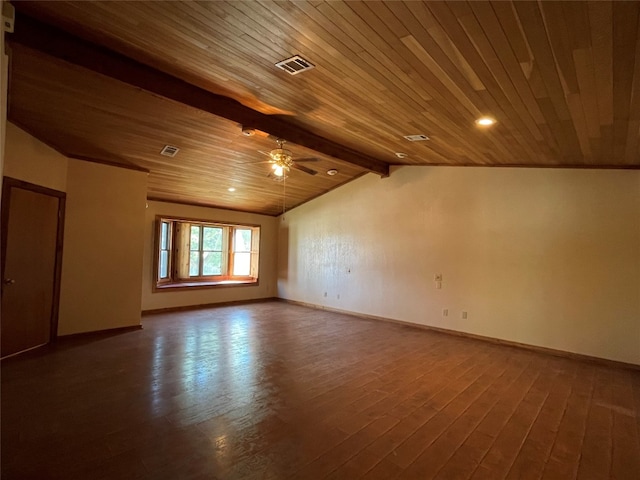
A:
[[1, 178, 65, 358]]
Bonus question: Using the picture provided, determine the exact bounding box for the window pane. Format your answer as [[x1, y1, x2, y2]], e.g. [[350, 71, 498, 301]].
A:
[[203, 252, 222, 275], [189, 252, 200, 276], [234, 229, 252, 252], [160, 222, 168, 249], [159, 251, 169, 278], [203, 227, 223, 251], [190, 225, 200, 251], [233, 252, 251, 276]]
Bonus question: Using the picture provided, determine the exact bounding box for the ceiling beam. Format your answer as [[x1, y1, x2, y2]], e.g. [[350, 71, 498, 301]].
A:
[[8, 13, 390, 177]]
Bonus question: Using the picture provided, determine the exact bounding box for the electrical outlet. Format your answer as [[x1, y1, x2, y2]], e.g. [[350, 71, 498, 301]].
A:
[[443, 309, 449, 317], [462, 311, 468, 319], [436, 281, 442, 289]]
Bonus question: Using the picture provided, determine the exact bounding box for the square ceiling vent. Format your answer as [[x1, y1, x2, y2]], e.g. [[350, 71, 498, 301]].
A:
[[160, 145, 180, 157], [275, 55, 315, 75]]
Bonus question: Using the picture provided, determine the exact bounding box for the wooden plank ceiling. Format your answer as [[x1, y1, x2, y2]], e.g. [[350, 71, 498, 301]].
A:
[[7, 1, 640, 216]]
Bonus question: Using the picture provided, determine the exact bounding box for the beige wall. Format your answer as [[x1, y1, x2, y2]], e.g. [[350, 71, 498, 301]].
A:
[[58, 160, 147, 334], [4, 123, 68, 191], [5, 124, 277, 328], [141, 201, 278, 311], [4, 123, 148, 335], [278, 167, 640, 365]]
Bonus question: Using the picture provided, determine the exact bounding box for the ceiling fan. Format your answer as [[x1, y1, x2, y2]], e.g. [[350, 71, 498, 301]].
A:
[[255, 138, 319, 178]]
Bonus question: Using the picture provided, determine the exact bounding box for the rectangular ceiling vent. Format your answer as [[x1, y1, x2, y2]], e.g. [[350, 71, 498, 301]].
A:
[[160, 145, 180, 157], [404, 134, 430, 142], [275, 55, 315, 75]]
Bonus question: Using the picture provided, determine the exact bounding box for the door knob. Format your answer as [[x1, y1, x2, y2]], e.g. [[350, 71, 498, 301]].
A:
[[3, 278, 15, 285]]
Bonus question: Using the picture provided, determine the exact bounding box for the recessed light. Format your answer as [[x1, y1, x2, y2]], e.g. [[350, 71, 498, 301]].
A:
[[228, 187, 236, 192], [395, 152, 408, 159], [475, 116, 496, 126], [326, 169, 338, 176]]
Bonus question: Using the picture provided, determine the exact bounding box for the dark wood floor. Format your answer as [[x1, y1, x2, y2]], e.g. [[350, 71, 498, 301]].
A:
[[2, 301, 639, 479]]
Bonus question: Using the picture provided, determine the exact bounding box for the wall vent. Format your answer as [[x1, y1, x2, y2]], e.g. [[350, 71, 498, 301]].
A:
[[403, 134, 430, 142], [275, 55, 315, 75], [160, 145, 180, 157]]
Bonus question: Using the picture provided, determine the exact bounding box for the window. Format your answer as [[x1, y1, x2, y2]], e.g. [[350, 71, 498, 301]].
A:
[[158, 220, 171, 280], [155, 216, 260, 289]]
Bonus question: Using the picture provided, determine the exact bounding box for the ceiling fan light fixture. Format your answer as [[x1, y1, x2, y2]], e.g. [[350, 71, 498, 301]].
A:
[[270, 148, 293, 164], [269, 139, 295, 177]]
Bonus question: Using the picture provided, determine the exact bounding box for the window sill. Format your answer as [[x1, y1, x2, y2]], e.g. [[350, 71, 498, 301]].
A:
[[154, 279, 259, 292]]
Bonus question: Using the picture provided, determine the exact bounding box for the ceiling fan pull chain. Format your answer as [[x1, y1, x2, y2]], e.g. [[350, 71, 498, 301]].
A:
[[283, 174, 288, 215]]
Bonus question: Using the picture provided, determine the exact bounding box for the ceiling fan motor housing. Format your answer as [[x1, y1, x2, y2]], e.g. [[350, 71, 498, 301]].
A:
[[270, 148, 294, 168]]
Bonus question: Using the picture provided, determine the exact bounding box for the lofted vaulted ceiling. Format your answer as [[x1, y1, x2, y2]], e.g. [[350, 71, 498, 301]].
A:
[[6, 1, 640, 216]]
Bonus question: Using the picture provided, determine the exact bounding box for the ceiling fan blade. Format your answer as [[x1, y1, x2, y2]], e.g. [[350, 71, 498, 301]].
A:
[[294, 157, 320, 163], [292, 163, 318, 175]]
